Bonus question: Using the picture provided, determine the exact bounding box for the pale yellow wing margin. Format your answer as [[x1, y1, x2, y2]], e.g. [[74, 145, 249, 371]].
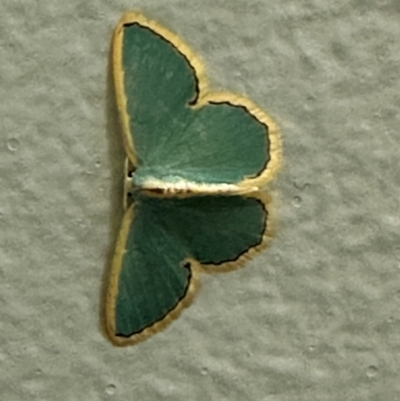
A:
[[113, 12, 281, 188], [103, 204, 201, 347]]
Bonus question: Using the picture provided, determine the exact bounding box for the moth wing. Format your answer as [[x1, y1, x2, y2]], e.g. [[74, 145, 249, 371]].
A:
[[114, 13, 280, 191], [105, 193, 271, 346], [154, 193, 272, 271], [113, 13, 200, 167], [105, 201, 197, 346]]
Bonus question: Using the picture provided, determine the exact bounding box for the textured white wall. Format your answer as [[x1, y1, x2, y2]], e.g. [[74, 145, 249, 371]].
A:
[[1, 1, 400, 400]]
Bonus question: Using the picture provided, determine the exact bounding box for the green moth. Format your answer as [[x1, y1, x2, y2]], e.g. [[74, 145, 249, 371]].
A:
[[104, 12, 282, 346]]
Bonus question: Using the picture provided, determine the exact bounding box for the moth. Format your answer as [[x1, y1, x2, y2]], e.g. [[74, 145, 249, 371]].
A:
[[104, 12, 281, 346]]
